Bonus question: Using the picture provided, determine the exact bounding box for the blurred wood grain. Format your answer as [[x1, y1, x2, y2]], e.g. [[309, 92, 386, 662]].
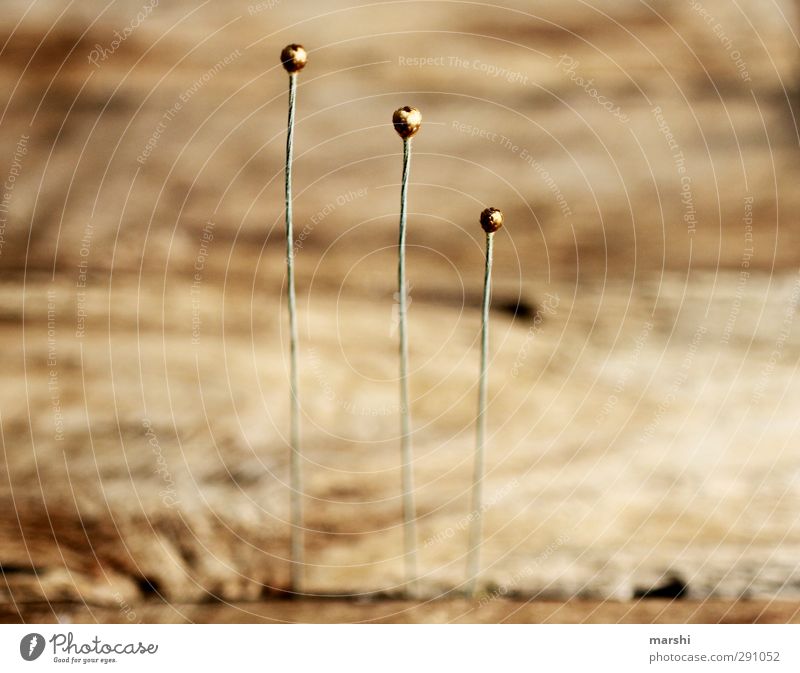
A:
[[1, 0, 800, 616]]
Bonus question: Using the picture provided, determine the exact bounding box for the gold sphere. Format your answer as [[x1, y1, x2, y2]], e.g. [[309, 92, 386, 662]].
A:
[[392, 106, 422, 139], [480, 207, 503, 234], [280, 44, 307, 73]]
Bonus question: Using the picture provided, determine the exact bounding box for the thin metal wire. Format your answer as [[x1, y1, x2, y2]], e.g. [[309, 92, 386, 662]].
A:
[[285, 72, 303, 593], [398, 137, 418, 597], [466, 231, 494, 596]]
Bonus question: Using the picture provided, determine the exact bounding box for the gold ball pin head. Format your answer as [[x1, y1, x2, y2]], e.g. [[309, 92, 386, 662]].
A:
[[480, 207, 503, 234], [280, 44, 307, 73], [393, 106, 422, 139]]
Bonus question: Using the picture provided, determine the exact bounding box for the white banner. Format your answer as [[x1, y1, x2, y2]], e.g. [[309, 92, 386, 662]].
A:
[[1, 624, 798, 671]]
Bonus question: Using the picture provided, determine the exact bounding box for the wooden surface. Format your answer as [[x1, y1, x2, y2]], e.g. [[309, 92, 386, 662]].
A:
[[4, 599, 800, 625], [1, 0, 800, 621]]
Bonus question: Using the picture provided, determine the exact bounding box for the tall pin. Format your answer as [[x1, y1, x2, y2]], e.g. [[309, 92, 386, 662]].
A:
[[466, 207, 503, 596], [281, 43, 308, 593], [392, 106, 422, 597]]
